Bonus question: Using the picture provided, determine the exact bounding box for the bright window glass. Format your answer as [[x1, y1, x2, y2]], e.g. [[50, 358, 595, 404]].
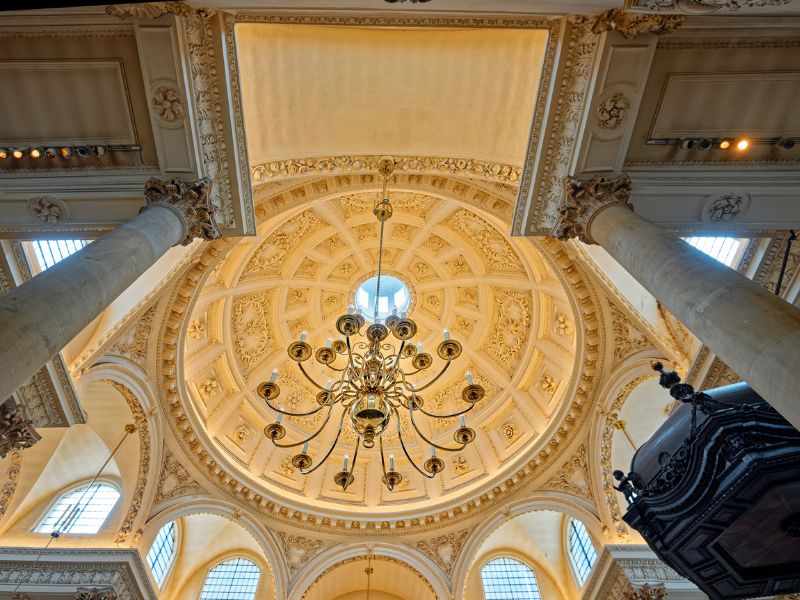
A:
[[683, 236, 742, 267], [480, 557, 542, 600], [199, 557, 261, 600], [34, 483, 120, 535], [354, 275, 411, 322], [147, 522, 176, 588], [568, 519, 597, 586], [29, 239, 88, 271]]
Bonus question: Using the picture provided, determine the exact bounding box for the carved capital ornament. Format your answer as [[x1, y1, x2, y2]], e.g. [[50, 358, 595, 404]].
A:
[[584, 9, 684, 39], [0, 402, 41, 459], [552, 174, 633, 244], [142, 177, 221, 246]]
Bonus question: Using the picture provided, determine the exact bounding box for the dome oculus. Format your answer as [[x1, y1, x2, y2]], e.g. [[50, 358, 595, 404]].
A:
[[355, 275, 411, 322]]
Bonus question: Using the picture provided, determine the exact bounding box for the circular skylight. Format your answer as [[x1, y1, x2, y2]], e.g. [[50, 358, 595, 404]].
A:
[[354, 275, 411, 322]]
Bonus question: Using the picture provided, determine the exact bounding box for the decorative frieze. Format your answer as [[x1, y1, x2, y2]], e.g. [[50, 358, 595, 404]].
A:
[[0, 450, 21, 521], [0, 547, 156, 600], [630, 0, 790, 12]]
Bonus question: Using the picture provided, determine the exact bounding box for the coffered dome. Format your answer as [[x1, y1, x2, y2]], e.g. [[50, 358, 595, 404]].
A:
[[181, 185, 578, 518]]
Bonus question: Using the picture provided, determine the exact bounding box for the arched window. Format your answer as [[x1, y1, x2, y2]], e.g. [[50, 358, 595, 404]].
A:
[[568, 519, 597, 586], [34, 483, 120, 535], [199, 557, 261, 600], [481, 557, 542, 600], [147, 522, 177, 588]]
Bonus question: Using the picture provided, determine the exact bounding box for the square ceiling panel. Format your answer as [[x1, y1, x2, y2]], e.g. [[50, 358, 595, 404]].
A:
[[236, 23, 550, 167]]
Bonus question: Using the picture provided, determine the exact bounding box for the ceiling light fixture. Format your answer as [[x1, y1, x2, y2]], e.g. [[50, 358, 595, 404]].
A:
[[736, 139, 750, 151], [719, 139, 731, 150], [11, 148, 24, 160], [259, 156, 483, 492], [29, 147, 42, 159], [0, 149, 8, 159]]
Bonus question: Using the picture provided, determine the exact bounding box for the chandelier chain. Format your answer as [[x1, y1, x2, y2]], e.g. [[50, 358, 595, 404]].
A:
[[374, 217, 386, 321]]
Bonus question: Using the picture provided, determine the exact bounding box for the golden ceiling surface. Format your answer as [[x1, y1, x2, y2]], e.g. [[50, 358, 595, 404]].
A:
[[182, 189, 578, 516]]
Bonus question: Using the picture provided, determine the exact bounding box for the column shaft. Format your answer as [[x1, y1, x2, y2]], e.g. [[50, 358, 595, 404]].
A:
[[0, 177, 219, 402], [592, 200, 800, 431]]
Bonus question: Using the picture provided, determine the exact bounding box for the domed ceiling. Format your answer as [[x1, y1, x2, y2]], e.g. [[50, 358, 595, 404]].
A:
[[182, 189, 578, 517]]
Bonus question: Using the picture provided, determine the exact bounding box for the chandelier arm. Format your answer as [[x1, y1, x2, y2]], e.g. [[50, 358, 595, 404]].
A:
[[263, 394, 334, 418], [272, 401, 336, 448], [379, 435, 389, 477], [393, 407, 435, 479], [412, 402, 477, 420], [297, 362, 326, 391], [349, 435, 361, 474], [409, 404, 468, 453], [299, 408, 348, 475], [413, 360, 452, 392]]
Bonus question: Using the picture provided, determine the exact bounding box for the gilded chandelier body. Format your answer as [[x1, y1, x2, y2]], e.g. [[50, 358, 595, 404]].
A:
[[258, 157, 484, 491]]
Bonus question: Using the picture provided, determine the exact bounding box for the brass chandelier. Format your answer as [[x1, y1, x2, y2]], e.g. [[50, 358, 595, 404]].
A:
[[259, 157, 484, 491]]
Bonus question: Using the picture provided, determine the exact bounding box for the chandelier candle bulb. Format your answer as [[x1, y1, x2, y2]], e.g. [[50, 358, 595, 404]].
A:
[[389, 454, 395, 471], [326, 338, 332, 348], [300, 330, 307, 343], [326, 379, 333, 391], [276, 412, 283, 424], [270, 368, 278, 383], [302, 442, 309, 454], [465, 371, 474, 385], [417, 341, 423, 353], [430, 445, 436, 458], [443, 329, 450, 341], [343, 454, 349, 472], [460, 415, 466, 428]]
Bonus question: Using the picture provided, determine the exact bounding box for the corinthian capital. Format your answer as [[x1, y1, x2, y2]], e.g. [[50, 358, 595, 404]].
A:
[[580, 9, 684, 39], [552, 174, 632, 244], [143, 177, 222, 246], [75, 588, 118, 600], [0, 401, 41, 459]]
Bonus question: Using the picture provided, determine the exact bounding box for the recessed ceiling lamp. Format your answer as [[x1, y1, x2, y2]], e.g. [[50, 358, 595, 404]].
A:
[[259, 156, 484, 492], [719, 139, 731, 150], [736, 139, 749, 151]]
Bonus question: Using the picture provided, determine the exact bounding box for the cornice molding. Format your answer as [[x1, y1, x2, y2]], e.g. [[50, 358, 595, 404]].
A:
[[0, 548, 156, 600]]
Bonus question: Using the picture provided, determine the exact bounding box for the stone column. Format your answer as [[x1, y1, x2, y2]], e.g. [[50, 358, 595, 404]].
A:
[[553, 174, 800, 431], [0, 177, 220, 402]]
